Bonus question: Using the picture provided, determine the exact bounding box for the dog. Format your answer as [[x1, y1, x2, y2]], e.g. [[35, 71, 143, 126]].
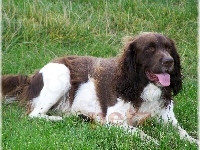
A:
[[1, 32, 198, 144]]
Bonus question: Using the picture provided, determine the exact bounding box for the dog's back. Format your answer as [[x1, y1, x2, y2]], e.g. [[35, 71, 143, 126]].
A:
[[1, 56, 118, 104]]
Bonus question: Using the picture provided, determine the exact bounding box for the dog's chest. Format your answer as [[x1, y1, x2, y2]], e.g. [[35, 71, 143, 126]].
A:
[[106, 83, 164, 125], [139, 83, 163, 116]]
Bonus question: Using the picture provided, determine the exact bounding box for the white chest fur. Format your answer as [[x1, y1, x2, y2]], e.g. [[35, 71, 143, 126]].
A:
[[139, 83, 163, 116]]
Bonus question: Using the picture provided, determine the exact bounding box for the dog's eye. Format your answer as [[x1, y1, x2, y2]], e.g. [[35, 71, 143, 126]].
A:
[[166, 48, 171, 52], [165, 44, 172, 52], [166, 46, 172, 52], [146, 47, 155, 53]]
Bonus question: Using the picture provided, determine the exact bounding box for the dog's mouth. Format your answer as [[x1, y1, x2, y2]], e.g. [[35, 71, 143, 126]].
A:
[[145, 70, 170, 87]]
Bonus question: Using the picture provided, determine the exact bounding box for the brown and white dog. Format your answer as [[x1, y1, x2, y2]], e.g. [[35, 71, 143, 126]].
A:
[[1, 32, 198, 144]]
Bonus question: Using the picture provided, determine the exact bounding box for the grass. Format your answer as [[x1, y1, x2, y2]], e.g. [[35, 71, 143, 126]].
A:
[[2, 0, 198, 149]]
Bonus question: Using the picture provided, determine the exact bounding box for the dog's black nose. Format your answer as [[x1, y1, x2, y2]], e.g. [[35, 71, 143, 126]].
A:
[[162, 56, 174, 67]]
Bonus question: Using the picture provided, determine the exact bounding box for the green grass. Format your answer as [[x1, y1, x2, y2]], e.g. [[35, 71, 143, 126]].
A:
[[2, 0, 198, 149]]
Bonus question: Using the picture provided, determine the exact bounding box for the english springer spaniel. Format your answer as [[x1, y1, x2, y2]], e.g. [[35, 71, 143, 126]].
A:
[[2, 32, 198, 145]]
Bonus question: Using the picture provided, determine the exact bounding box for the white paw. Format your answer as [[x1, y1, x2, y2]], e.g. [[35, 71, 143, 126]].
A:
[[48, 115, 63, 121], [29, 114, 63, 121], [188, 137, 199, 146]]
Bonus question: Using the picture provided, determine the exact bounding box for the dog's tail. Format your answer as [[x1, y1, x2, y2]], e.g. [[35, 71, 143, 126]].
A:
[[1, 72, 43, 104], [1, 75, 31, 103]]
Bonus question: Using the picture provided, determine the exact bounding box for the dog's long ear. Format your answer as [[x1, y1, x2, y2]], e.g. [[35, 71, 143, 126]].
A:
[[119, 36, 137, 78], [116, 38, 141, 106], [169, 39, 182, 95]]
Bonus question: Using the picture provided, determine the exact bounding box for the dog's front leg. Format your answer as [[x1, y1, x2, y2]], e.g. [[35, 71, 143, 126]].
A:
[[159, 101, 198, 144]]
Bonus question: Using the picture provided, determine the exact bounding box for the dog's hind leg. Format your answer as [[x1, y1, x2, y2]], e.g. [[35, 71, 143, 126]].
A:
[[28, 63, 71, 121]]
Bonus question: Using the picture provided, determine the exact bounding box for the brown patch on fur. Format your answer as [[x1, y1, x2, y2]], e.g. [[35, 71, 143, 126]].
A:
[[21, 72, 44, 102], [130, 112, 151, 127], [93, 58, 118, 116], [25, 101, 34, 115]]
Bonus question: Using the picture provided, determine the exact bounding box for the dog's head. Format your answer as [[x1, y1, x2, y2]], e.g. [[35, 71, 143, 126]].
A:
[[118, 32, 182, 97]]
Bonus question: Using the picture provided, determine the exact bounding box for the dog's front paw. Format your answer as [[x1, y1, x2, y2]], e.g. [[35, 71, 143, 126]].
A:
[[183, 135, 199, 146], [29, 114, 63, 121], [48, 116, 63, 121]]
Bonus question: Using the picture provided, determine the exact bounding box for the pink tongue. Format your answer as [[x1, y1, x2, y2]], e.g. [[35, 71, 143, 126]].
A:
[[155, 73, 170, 86]]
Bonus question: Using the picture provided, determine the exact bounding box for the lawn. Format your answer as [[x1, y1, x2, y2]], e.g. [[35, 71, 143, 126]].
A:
[[2, 0, 198, 149]]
